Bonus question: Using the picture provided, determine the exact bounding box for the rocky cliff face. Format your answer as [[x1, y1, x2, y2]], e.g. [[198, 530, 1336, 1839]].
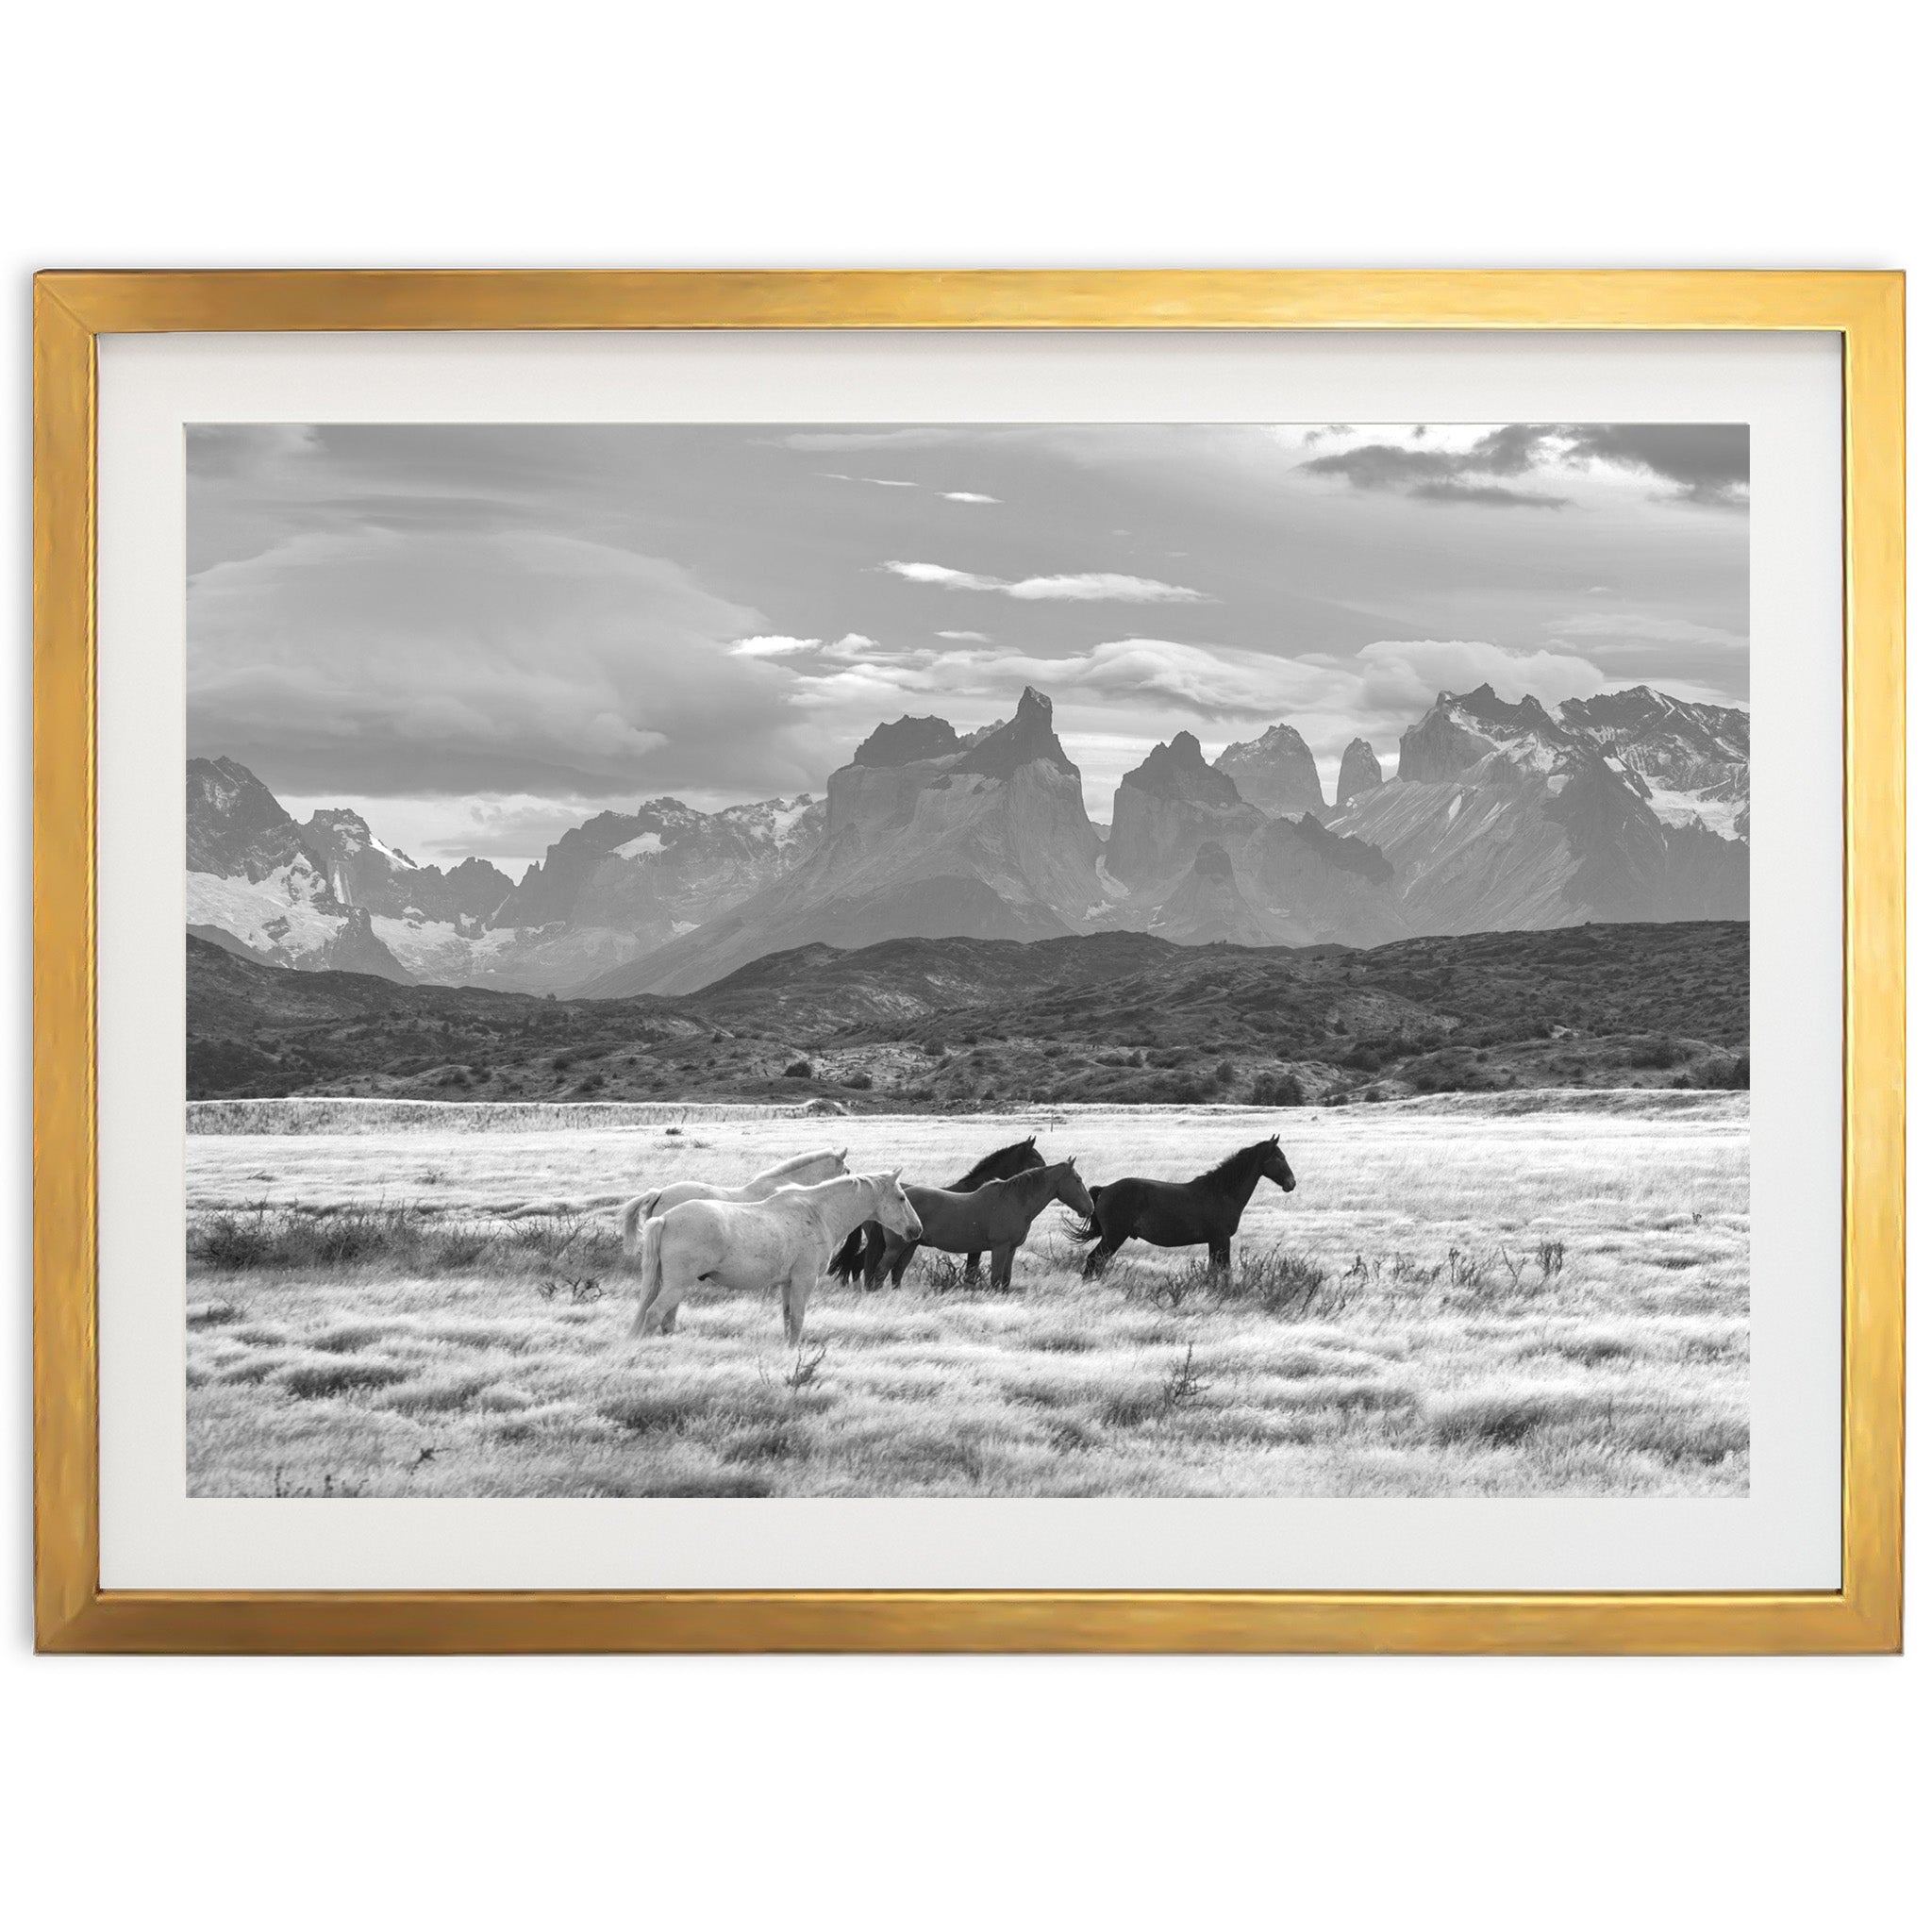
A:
[[1398, 684, 1574, 786], [187, 757, 824, 992], [1334, 738, 1384, 809], [586, 688, 1105, 996], [1331, 683, 1749, 931], [190, 674, 1748, 998], [1108, 732, 1266, 888], [1100, 735, 1409, 948], [1244, 814, 1407, 945], [300, 808, 513, 924], [1213, 723, 1326, 818], [491, 793, 823, 942], [1147, 841, 1280, 946], [1560, 685, 1750, 839], [187, 758, 414, 981]]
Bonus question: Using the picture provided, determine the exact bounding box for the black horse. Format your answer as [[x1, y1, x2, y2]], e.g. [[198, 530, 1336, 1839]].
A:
[[1073, 1135, 1295, 1277], [827, 1134, 1045, 1288]]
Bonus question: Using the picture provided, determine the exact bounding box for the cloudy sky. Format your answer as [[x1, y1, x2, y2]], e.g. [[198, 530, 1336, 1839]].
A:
[[188, 421, 1748, 873]]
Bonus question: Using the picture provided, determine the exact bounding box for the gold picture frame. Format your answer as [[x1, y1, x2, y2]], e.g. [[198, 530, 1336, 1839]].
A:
[[33, 270, 1904, 1654]]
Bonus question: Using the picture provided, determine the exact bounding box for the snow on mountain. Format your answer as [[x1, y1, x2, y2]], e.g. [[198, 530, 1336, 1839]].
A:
[[186, 758, 414, 980], [1330, 683, 1748, 930], [187, 757, 825, 992], [1559, 686, 1750, 840], [189, 675, 1747, 998]]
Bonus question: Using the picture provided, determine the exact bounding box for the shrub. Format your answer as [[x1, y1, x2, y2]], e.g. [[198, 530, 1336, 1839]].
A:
[[841, 1071, 874, 1091], [782, 1060, 813, 1079], [1250, 1070, 1305, 1107], [1626, 1034, 1684, 1070]]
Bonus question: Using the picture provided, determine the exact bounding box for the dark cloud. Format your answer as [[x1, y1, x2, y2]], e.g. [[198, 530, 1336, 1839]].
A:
[[1303, 425, 1573, 507], [1558, 425, 1750, 508], [1410, 481, 1567, 510], [1303, 423, 1748, 512]]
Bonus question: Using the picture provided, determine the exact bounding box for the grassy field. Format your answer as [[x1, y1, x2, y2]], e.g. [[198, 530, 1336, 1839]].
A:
[[186, 1095, 1749, 1499]]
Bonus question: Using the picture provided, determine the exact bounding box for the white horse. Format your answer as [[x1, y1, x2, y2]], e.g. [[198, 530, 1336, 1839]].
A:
[[618, 1146, 848, 1258], [628, 1171, 922, 1344]]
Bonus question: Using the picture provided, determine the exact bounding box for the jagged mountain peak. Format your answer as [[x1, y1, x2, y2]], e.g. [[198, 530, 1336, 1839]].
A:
[[1124, 731, 1242, 807], [1213, 721, 1326, 818], [854, 714, 961, 767], [1336, 738, 1385, 808], [951, 685, 1078, 779], [1401, 682, 1574, 785]]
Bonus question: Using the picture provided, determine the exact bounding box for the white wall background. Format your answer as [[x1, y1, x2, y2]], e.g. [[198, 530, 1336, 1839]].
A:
[[3, 4, 1921, 1924]]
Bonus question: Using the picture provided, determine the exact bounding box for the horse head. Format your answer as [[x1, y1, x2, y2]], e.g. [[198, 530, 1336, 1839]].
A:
[[1261, 1133, 1297, 1194], [872, 1169, 923, 1243], [1051, 1158, 1095, 1220]]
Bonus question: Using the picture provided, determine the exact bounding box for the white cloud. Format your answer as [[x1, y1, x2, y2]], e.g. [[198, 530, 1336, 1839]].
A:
[[1347, 638, 1613, 714], [1548, 611, 1746, 649], [879, 559, 1208, 602], [881, 560, 1000, 590], [941, 491, 999, 504], [730, 634, 822, 657], [186, 526, 809, 799], [1007, 572, 1208, 603], [936, 629, 991, 642]]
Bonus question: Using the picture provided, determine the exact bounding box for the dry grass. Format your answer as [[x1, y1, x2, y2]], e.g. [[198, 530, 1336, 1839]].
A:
[[187, 1096, 1749, 1499]]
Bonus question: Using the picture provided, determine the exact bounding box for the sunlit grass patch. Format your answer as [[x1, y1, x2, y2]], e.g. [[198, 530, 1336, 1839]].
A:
[[187, 1099, 1751, 1499]]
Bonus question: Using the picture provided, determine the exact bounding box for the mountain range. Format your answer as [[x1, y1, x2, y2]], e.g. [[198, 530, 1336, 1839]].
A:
[[187, 678, 1748, 996]]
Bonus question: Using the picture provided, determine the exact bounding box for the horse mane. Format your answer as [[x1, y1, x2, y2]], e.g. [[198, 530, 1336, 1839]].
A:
[[762, 1146, 841, 1180], [1199, 1139, 1277, 1185], [948, 1136, 1040, 1190]]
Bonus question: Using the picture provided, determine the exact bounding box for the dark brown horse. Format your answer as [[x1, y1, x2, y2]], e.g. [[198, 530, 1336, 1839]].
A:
[[1073, 1136, 1295, 1276], [876, 1159, 1094, 1291], [829, 1134, 1043, 1287]]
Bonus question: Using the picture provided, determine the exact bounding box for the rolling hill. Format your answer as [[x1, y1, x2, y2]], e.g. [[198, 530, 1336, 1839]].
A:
[[187, 919, 1748, 1109]]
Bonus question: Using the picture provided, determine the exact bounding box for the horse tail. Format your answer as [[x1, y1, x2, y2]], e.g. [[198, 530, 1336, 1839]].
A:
[[627, 1215, 667, 1340], [828, 1223, 869, 1283], [619, 1191, 659, 1262], [1067, 1186, 1108, 1243]]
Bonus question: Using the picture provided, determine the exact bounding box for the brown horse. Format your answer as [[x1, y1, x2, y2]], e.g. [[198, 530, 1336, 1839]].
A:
[[875, 1159, 1093, 1291], [830, 1134, 1043, 1287], [1073, 1136, 1295, 1276]]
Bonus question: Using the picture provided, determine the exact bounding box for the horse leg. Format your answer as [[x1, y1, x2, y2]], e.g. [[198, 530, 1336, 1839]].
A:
[[890, 1240, 919, 1289], [862, 1224, 891, 1291], [648, 1276, 691, 1335], [962, 1249, 982, 1284], [1208, 1239, 1232, 1274], [781, 1263, 818, 1345], [991, 1243, 1015, 1291], [1082, 1235, 1124, 1280]]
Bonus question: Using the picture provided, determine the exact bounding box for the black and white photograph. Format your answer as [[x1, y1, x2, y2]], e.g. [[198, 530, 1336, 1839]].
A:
[[183, 420, 1752, 1500]]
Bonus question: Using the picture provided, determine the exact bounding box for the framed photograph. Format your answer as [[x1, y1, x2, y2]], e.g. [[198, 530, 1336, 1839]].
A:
[[33, 271, 1902, 1653]]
